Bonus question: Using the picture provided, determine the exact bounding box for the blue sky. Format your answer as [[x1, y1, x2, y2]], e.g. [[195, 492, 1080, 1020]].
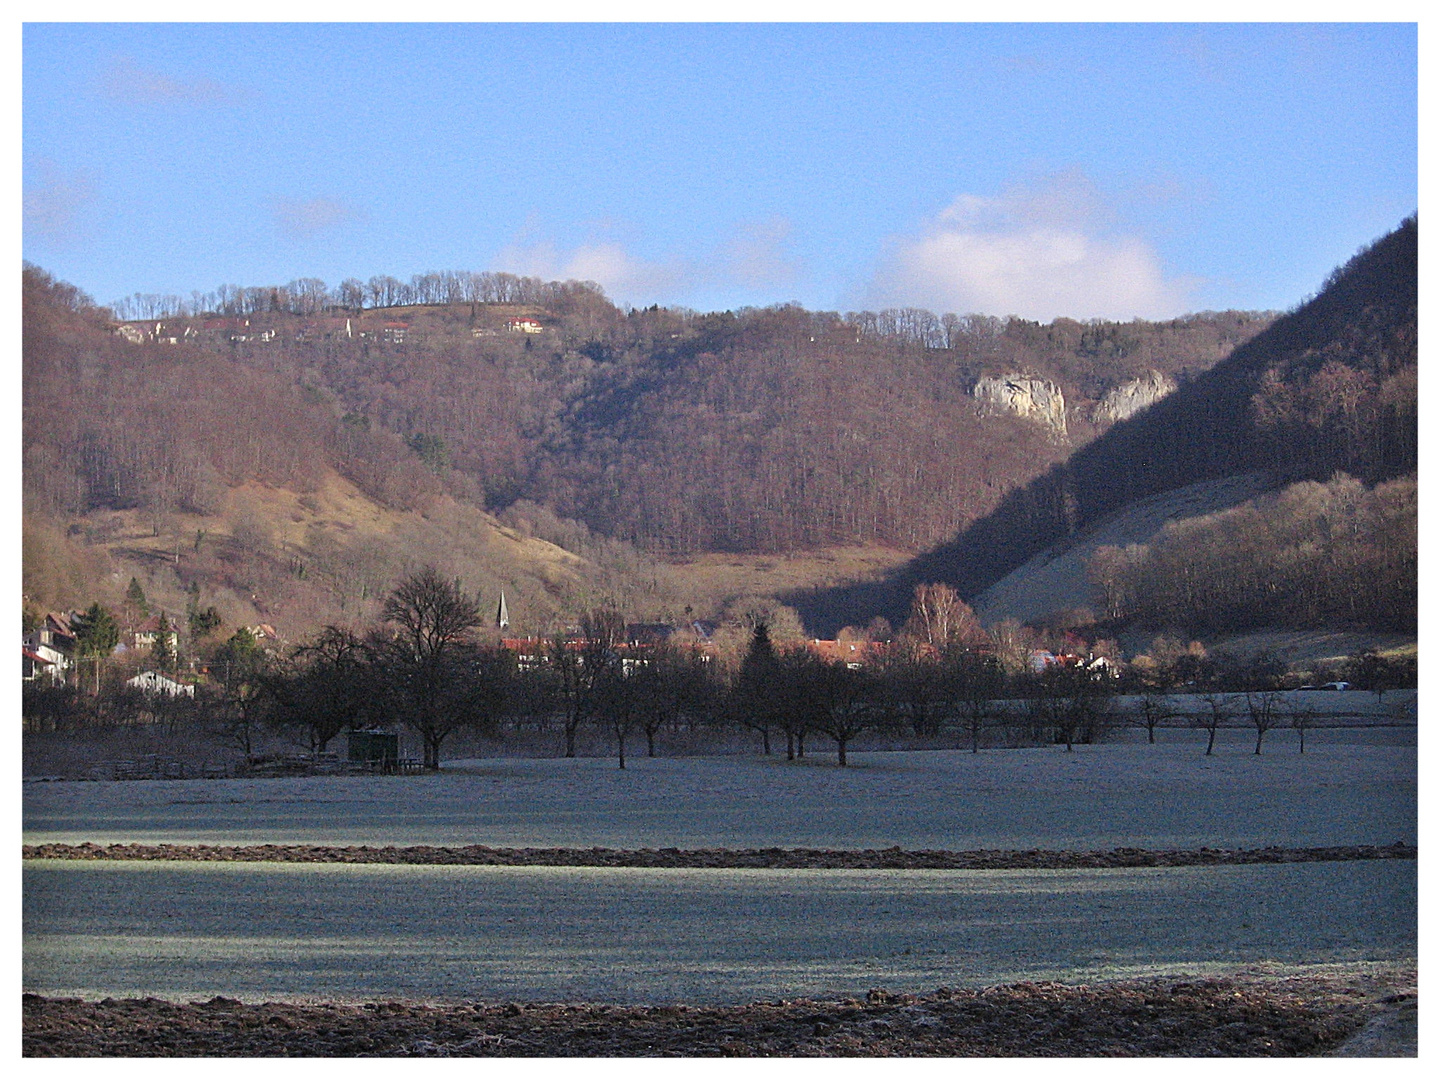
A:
[[22, 22, 1417, 320]]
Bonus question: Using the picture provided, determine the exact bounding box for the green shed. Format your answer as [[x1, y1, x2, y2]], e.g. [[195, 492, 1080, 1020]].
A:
[[347, 729, 399, 771]]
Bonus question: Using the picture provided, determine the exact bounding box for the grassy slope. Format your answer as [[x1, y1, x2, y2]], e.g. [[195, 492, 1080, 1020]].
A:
[[26, 468, 919, 643], [969, 473, 1275, 625], [23, 469, 594, 641]]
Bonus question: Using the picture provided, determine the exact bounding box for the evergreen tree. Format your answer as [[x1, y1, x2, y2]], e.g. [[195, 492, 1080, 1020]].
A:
[[72, 602, 120, 694], [150, 613, 177, 671], [124, 577, 149, 625]]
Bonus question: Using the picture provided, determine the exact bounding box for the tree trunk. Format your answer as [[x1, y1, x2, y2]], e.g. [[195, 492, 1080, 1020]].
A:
[[836, 737, 847, 766], [761, 728, 770, 755], [617, 730, 626, 769], [786, 731, 794, 760], [646, 728, 656, 757], [424, 735, 441, 770], [1254, 729, 1264, 754], [1205, 727, 1217, 755], [797, 731, 805, 758], [565, 717, 578, 757]]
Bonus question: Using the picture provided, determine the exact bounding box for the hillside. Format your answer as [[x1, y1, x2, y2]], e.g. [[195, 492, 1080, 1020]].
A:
[[96, 275, 1269, 557], [20, 270, 694, 638], [787, 217, 1418, 634], [968, 472, 1276, 626], [23, 259, 1275, 639], [24, 219, 1411, 643]]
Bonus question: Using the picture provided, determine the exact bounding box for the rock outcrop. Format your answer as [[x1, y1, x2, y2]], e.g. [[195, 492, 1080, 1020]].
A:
[[1093, 369, 1176, 425], [971, 375, 1067, 439]]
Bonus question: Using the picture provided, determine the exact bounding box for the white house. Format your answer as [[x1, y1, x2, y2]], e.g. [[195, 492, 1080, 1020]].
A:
[[126, 671, 195, 697]]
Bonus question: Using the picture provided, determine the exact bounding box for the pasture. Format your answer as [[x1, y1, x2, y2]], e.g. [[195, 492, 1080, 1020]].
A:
[[24, 730, 1416, 850], [22, 732, 1416, 1005]]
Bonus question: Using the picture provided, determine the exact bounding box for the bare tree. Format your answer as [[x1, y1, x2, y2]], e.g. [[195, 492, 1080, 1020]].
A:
[[1245, 690, 1284, 754], [381, 565, 482, 665], [1291, 703, 1318, 754], [954, 650, 1003, 753], [373, 566, 484, 769], [631, 643, 696, 758], [800, 656, 881, 767], [267, 626, 369, 755], [902, 582, 983, 651], [1133, 689, 1172, 744], [1195, 693, 1234, 756]]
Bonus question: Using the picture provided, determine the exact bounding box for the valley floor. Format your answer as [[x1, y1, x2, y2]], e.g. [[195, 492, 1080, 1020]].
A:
[[23, 740, 1415, 1056]]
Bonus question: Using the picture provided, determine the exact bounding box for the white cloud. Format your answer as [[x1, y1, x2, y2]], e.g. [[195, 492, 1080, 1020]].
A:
[[869, 172, 1195, 322], [271, 196, 362, 239], [722, 218, 800, 289], [494, 239, 688, 306], [24, 161, 96, 244], [98, 57, 246, 106]]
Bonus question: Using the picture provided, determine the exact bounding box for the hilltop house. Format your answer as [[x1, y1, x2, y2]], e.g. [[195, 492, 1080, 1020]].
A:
[[131, 614, 178, 653]]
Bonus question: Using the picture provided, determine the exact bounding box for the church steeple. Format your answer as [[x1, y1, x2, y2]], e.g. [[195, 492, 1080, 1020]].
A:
[[496, 589, 510, 631]]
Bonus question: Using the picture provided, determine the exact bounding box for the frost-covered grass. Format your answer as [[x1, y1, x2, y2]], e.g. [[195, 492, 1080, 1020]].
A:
[[24, 732, 1415, 850], [23, 859, 1415, 1005]]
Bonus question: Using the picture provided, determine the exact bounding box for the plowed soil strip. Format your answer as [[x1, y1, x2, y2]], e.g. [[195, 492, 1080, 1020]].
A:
[[22, 842, 1416, 869], [22, 971, 1410, 1057]]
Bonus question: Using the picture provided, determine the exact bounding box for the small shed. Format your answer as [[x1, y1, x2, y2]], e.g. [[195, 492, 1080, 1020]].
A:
[[347, 729, 399, 770]]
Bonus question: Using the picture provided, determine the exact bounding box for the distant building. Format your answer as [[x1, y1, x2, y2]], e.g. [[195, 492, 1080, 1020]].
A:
[[23, 613, 75, 682], [126, 671, 195, 697], [806, 639, 873, 669], [22, 648, 61, 684], [131, 614, 178, 653], [506, 317, 544, 334]]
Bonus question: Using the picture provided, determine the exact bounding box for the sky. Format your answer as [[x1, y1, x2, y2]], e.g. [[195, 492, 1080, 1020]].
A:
[[21, 21, 1418, 321]]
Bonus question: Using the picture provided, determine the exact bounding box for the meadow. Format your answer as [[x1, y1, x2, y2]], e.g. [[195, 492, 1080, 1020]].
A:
[[22, 731, 1415, 1006]]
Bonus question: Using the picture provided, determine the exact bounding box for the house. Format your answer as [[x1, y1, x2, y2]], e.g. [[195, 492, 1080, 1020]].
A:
[[114, 324, 147, 344], [807, 639, 873, 670], [500, 637, 551, 671], [126, 671, 195, 697], [506, 317, 544, 334], [22, 648, 61, 684], [626, 623, 679, 646], [131, 614, 178, 653], [23, 613, 76, 681]]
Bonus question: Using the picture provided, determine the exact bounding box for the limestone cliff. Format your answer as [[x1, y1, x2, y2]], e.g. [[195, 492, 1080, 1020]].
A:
[[972, 375, 1068, 439], [1092, 369, 1176, 425]]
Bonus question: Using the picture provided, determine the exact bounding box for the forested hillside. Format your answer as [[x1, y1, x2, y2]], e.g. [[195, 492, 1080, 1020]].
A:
[[815, 216, 1418, 632], [24, 218, 1412, 641], [1091, 472, 1416, 634], [21, 269, 687, 636], [83, 272, 1267, 556]]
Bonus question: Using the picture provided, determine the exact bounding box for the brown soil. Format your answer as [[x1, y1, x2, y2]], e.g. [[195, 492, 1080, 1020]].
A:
[[22, 841, 1417, 870], [22, 968, 1414, 1057]]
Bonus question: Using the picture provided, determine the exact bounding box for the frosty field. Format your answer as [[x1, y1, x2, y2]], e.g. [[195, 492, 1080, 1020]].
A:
[[23, 859, 1416, 1005], [23, 736, 1415, 1005], [23, 734, 1416, 850]]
